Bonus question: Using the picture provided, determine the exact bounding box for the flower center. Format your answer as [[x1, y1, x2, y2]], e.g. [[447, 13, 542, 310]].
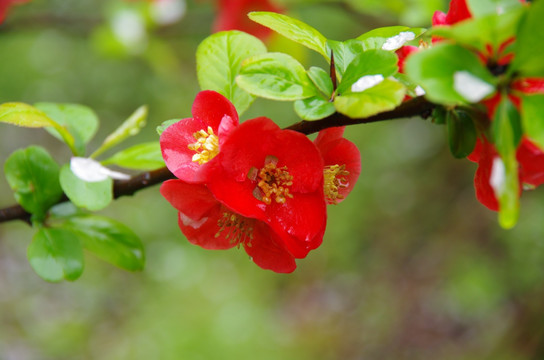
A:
[[215, 211, 254, 247], [249, 156, 294, 205], [323, 164, 349, 204], [187, 126, 219, 165]]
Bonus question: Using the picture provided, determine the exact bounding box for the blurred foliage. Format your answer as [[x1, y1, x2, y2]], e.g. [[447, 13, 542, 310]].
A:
[[2, 0, 544, 359]]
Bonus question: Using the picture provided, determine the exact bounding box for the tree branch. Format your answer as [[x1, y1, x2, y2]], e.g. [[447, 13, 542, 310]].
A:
[[0, 97, 434, 224]]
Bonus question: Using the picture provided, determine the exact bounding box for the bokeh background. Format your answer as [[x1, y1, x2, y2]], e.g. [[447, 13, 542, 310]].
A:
[[1, 0, 544, 359]]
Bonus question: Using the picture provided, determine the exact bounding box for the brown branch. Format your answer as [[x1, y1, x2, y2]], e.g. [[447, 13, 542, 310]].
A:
[[0, 97, 434, 224]]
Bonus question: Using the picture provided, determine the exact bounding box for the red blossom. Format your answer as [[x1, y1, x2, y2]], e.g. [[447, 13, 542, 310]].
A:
[[202, 117, 327, 258], [213, 0, 283, 40], [160, 180, 297, 273], [160, 90, 238, 183], [314, 127, 361, 205], [432, 0, 472, 26]]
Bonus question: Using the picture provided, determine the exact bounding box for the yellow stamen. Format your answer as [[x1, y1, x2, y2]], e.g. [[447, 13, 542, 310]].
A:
[[215, 211, 254, 247], [254, 162, 294, 205], [187, 126, 219, 165], [324, 164, 349, 204]]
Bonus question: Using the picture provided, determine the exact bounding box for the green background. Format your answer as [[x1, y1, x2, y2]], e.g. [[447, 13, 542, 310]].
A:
[[2, 0, 544, 359]]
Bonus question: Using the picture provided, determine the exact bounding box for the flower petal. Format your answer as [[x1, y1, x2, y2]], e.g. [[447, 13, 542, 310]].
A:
[[243, 222, 296, 273], [192, 90, 239, 131]]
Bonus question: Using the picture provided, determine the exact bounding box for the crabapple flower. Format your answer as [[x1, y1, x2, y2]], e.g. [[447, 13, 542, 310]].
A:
[[202, 117, 327, 258], [213, 0, 283, 40], [314, 127, 361, 205], [160, 180, 297, 273], [160, 90, 239, 183]]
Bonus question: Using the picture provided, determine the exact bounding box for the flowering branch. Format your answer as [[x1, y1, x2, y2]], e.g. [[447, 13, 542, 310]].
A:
[[0, 96, 435, 224]]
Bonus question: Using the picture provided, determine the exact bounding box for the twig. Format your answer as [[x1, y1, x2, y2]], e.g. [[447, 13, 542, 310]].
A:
[[0, 97, 434, 224]]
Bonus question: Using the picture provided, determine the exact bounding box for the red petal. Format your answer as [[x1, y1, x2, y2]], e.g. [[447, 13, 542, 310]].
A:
[[160, 118, 209, 182], [192, 90, 239, 131], [512, 78, 544, 94], [432, 11, 448, 26], [178, 209, 237, 250], [243, 222, 296, 273], [160, 180, 217, 219], [473, 141, 499, 211], [445, 0, 472, 24], [518, 138, 544, 186]]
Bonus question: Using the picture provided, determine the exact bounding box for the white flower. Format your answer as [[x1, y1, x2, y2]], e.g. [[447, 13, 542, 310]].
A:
[[351, 74, 384, 93], [151, 0, 186, 25], [382, 32, 416, 51], [70, 157, 130, 183], [453, 71, 495, 102]]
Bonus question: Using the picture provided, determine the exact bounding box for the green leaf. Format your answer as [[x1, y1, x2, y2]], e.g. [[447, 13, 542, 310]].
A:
[[0, 103, 77, 154], [62, 215, 144, 271], [446, 110, 477, 158], [248, 11, 329, 58], [334, 79, 406, 118], [467, 0, 522, 17], [35, 103, 99, 157], [294, 96, 336, 120], [404, 43, 496, 105], [431, 8, 523, 53], [307, 67, 334, 98], [102, 142, 164, 170], [4, 146, 63, 220], [28, 227, 84, 282], [91, 105, 148, 158], [511, 0, 544, 76], [491, 97, 520, 229], [236, 52, 317, 101], [59, 164, 113, 211], [337, 49, 399, 95], [521, 94, 544, 151], [327, 39, 364, 79], [156, 119, 179, 136], [196, 31, 267, 115], [356, 26, 426, 51]]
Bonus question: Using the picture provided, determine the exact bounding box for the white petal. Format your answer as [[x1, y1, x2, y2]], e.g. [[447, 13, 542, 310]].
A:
[[490, 157, 506, 195], [415, 85, 426, 96], [152, 0, 186, 25], [351, 74, 384, 93], [70, 157, 130, 183], [112, 10, 147, 50], [382, 31, 416, 51], [453, 71, 495, 102]]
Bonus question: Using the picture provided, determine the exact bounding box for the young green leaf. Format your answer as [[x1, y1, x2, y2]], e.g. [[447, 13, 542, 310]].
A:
[[491, 97, 520, 229], [356, 26, 426, 51], [334, 79, 406, 118], [326, 40, 364, 79], [404, 43, 497, 105], [236, 52, 317, 101], [28, 227, 84, 282], [35, 103, 99, 157], [307, 67, 334, 98], [446, 110, 477, 158], [4, 146, 63, 221], [59, 164, 113, 211], [248, 11, 329, 59], [467, 0, 522, 17], [521, 94, 544, 151], [431, 8, 523, 53], [337, 49, 399, 95], [0, 102, 77, 154], [156, 119, 179, 136], [102, 142, 164, 170], [62, 215, 144, 271], [91, 105, 148, 158], [294, 96, 336, 120], [196, 31, 267, 115], [511, 0, 544, 76]]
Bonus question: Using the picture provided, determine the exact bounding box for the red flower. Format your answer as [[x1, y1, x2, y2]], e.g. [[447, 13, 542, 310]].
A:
[[160, 90, 238, 183], [213, 0, 283, 40], [202, 117, 327, 258], [432, 0, 471, 26], [314, 127, 361, 205], [161, 180, 297, 273], [0, 0, 30, 24]]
